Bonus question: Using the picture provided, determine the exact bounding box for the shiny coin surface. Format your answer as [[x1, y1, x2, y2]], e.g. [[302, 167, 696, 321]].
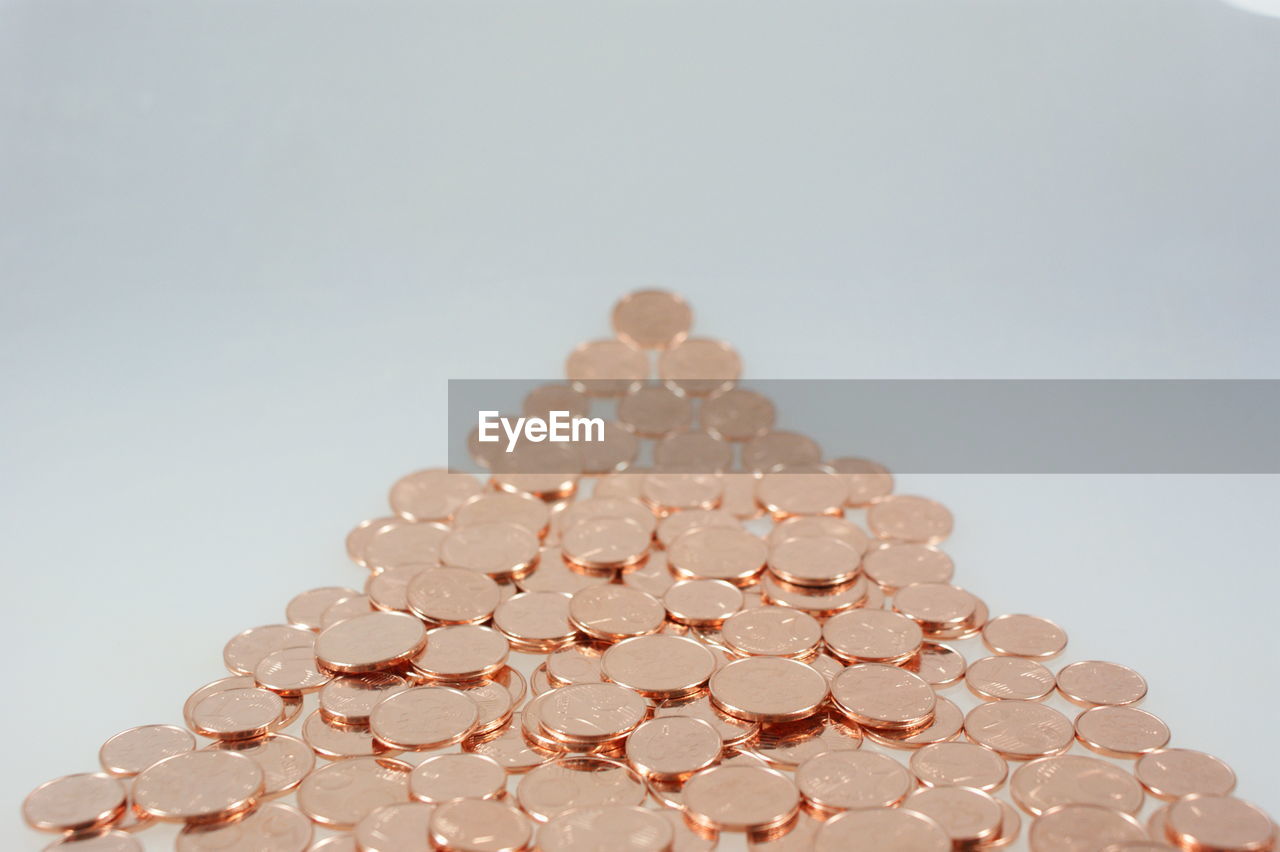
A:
[[287, 586, 361, 632], [866, 495, 953, 544], [406, 566, 502, 625], [768, 515, 869, 554], [297, 756, 412, 830], [682, 765, 800, 833], [410, 753, 506, 803], [913, 642, 967, 687], [964, 700, 1074, 761], [493, 591, 577, 651], [767, 536, 861, 588], [905, 785, 1003, 847], [965, 655, 1056, 702], [741, 431, 822, 473], [412, 624, 510, 681], [830, 663, 936, 731], [1074, 705, 1170, 757], [176, 801, 312, 852], [746, 710, 863, 770], [133, 751, 263, 823], [516, 756, 646, 823], [709, 656, 828, 722], [721, 607, 822, 658], [189, 686, 285, 740], [98, 725, 195, 778], [442, 522, 540, 581], [389, 468, 483, 523], [223, 624, 315, 676], [302, 709, 388, 760], [540, 805, 674, 852], [1011, 754, 1145, 816], [319, 672, 411, 725], [625, 715, 722, 780], [363, 520, 451, 571], [797, 750, 913, 812], [567, 339, 648, 396], [663, 578, 745, 626], [641, 472, 725, 513], [22, 773, 127, 833], [654, 694, 760, 747], [981, 614, 1068, 659], [862, 543, 954, 592], [910, 741, 1009, 792], [1134, 748, 1237, 800], [1027, 804, 1146, 852], [561, 516, 651, 570], [668, 526, 768, 587], [1056, 660, 1148, 707], [370, 686, 480, 750], [659, 337, 741, 397], [701, 388, 776, 441], [464, 712, 558, 774], [600, 634, 717, 698], [822, 608, 923, 664], [862, 694, 964, 750], [430, 798, 533, 852], [454, 491, 551, 537], [538, 682, 648, 744], [894, 583, 978, 629], [352, 801, 435, 852], [618, 384, 695, 437], [813, 807, 950, 852], [829, 457, 894, 506], [314, 611, 427, 674], [207, 732, 314, 798], [568, 585, 666, 641], [756, 470, 849, 519], [255, 645, 331, 695], [612, 289, 693, 349], [1166, 794, 1276, 852]]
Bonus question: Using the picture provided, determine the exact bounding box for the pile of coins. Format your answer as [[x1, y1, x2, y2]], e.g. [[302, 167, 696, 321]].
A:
[[21, 290, 1277, 852]]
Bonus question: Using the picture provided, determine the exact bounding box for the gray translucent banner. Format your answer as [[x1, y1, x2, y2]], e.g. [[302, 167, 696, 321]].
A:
[[447, 380, 1279, 474]]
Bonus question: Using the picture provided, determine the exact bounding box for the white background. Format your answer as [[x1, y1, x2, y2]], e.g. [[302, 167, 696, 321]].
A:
[[3, 0, 1278, 848]]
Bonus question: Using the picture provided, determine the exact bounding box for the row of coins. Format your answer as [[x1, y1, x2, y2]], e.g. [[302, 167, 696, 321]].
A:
[[22, 290, 1275, 852]]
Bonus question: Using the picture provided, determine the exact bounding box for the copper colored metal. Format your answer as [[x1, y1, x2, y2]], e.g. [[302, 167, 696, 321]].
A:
[[1011, 754, 1145, 817], [625, 716, 722, 780], [296, 756, 412, 830], [319, 672, 411, 725], [1074, 705, 1170, 758], [963, 700, 1074, 761], [862, 695, 964, 750], [905, 785, 1003, 847], [1166, 794, 1276, 852], [829, 457, 894, 507], [286, 586, 360, 631], [540, 806, 674, 852], [612, 290, 693, 350], [429, 798, 533, 852], [411, 624, 510, 682], [965, 655, 1056, 702], [409, 753, 506, 803], [866, 495, 954, 544], [176, 801, 312, 852], [566, 339, 649, 396], [133, 751, 263, 824], [314, 611, 427, 674], [861, 543, 954, 592], [663, 578, 744, 626], [406, 566, 502, 625], [658, 338, 741, 398], [1134, 748, 1237, 800], [369, 686, 480, 750], [909, 741, 1009, 792], [207, 732, 314, 798], [813, 808, 950, 852], [1027, 804, 1146, 852], [701, 388, 776, 442], [600, 634, 717, 699], [720, 607, 822, 659], [981, 613, 1068, 659], [767, 536, 861, 588], [682, 765, 800, 833], [1056, 660, 1148, 707], [568, 585, 666, 641], [22, 773, 128, 834], [797, 750, 912, 813], [98, 725, 195, 778], [389, 468, 484, 523], [741, 431, 822, 473], [709, 656, 828, 723], [617, 384, 694, 437], [516, 756, 646, 823], [668, 525, 767, 586], [352, 801, 435, 852]]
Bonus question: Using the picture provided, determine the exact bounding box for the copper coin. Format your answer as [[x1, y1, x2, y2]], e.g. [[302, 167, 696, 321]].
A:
[[254, 645, 330, 695], [658, 337, 741, 397], [223, 624, 315, 676], [796, 750, 912, 812], [319, 672, 412, 725], [1166, 794, 1276, 852], [23, 773, 127, 833], [489, 440, 582, 500], [558, 495, 658, 540], [863, 695, 964, 750], [862, 543, 954, 591], [538, 682, 648, 744], [406, 566, 502, 625], [654, 430, 735, 472], [366, 563, 425, 613], [641, 472, 725, 513], [822, 608, 923, 665], [190, 686, 285, 740], [913, 642, 967, 687], [99, 725, 195, 777], [813, 807, 950, 852], [768, 515, 869, 556], [829, 457, 894, 507], [909, 741, 1009, 792], [133, 751, 263, 823], [302, 709, 391, 760], [566, 339, 648, 396], [516, 755, 646, 822], [183, 676, 257, 730], [894, 583, 979, 629], [370, 685, 480, 750], [353, 801, 435, 852], [709, 656, 828, 723], [1012, 753, 1145, 818], [668, 526, 767, 586], [866, 495, 953, 544], [389, 468, 484, 523], [612, 289, 693, 349], [364, 519, 451, 572], [454, 675, 517, 736], [540, 805, 674, 852], [721, 472, 766, 520], [756, 470, 849, 519], [747, 710, 863, 769], [721, 607, 822, 658], [454, 491, 551, 537], [1056, 660, 1148, 707], [621, 551, 678, 597], [321, 594, 374, 628], [906, 785, 1003, 846], [580, 419, 642, 476], [600, 634, 717, 698], [926, 594, 988, 640], [494, 591, 577, 652], [561, 516, 650, 570], [430, 798, 533, 852], [663, 579, 744, 626], [656, 508, 739, 549], [761, 573, 868, 618], [767, 536, 861, 588], [748, 811, 819, 851], [987, 799, 1024, 849], [1028, 804, 1146, 852], [654, 694, 760, 747], [618, 384, 694, 437], [287, 586, 361, 632], [568, 585, 666, 641], [309, 838, 358, 852], [315, 611, 427, 674], [442, 521, 540, 581], [412, 624, 510, 681], [176, 801, 313, 852], [625, 715, 722, 780], [741, 431, 822, 473], [464, 712, 558, 774], [982, 614, 1068, 659], [516, 550, 614, 595], [347, 516, 398, 568], [683, 764, 799, 833], [296, 756, 412, 830], [42, 831, 141, 851], [410, 753, 506, 803], [964, 700, 1074, 761], [207, 732, 314, 797], [545, 643, 605, 686], [965, 655, 1056, 702], [1134, 748, 1237, 800], [1074, 705, 1170, 757], [523, 382, 591, 419], [701, 388, 776, 442]]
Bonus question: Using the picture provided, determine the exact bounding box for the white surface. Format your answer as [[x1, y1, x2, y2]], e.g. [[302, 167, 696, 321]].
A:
[[4, 0, 1279, 847]]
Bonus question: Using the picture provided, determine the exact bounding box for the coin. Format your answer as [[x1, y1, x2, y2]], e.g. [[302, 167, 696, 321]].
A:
[[1074, 705, 1170, 757], [567, 339, 649, 396], [410, 753, 506, 803], [464, 712, 558, 773], [612, 289, 693, 349], [22, 773, 127, 833], [254, 645, 331, 695], [654, 694, 760, 747], [600, 634, 717, 698], [223, 624, 315, 676], [767, 536, 861, 588], [568, 585, 666, 641], [207, 732, 314, 798], [430, 798, 533, 852], [406, 566, 502, 625], [683, 765, 799, 832], [523, 383, 591, 419], [302, 709, 391, 760], [748, 812, 819, 851], [322, 594, 375, 628], [768, 515, 869, 556], [517, 550, 615, 595], [412, 624, 510, 681], [319, 672, 411, 725], [830, 663, 936, 731], [1166, 794, 1276, 852], [370, 685, 480, 750], [454, 676, 517, 736], [489, 440, 583, 500], [1134, 748, 1237, 800], [516, 756, 646, 822], [709, 656, 828, 723], [655, 508, 736, 549], [913, 642, 967, 687], [823, 608, 923, 665], [863, 695, 964, 750], [287, 586, 361, 631], [797, 750, 913, 813], [133, 751, 263, 823], [741, 431, 822, 473], [829, 457, 894, 507], [98, 725, 194, 777], [617, 384, 694, 437], [176, 801, 312, 852], [721, 607, 822, 658], [641, 472, 725, 513], [454, 491, 551, 537], [894, 583, 979, 630], [905, 785, 1003, 846], [965, 655, 1056, 702], [561, 516, 650, 570], [347, 516, 398, 568], [493, 591, 577, 652], [1011, 754, 1145, 817], [663, 579, 744, 626], [964, 700, 1074, 761], [1028, 804, 1146, 852], [862, 543, 954, 591], [668, 526, 767, 586], [364, 519, 451, 572], [190, 685, 285, 740], [540, 805, 673, 852], [988, 799, 1024, 849], [315, 611, 427, 674], [909, 741, 1009, 792], [866, 495, 953, 544], [441, 522, 540, 581], [701, 388, 776, 442], [658, 338, 741, 397], [654, 430, 735, 472], [813, 807, 950, 852], [353, 801, 435, 852], [42, 831, 141, 851], [756, 470, 848, 519], [296, 756, 412, 830], [538, 682, 648, 744], [625, 715, 722, 780], [366, 563, 425, 613], [389, 468, 483, 523], [981, 614, 1068, 659], [746, 710, 863, 769], [761, 573, 868, 618], [1056, 660, 1148, 707]]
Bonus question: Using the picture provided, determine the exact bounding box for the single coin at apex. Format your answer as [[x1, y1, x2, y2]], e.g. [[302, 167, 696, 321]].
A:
[[1134, 748, 1237, 800], [964, 700, 1074, 761], [176, 801, 312, 852], [829, 457, 895, 506], [1056, 660, 1148, 707], [701, 388, 776, 441], [709, 656, 829, 723], [814, 807, 950, 852], [133, 751, 263, 824], [296, 756, 413, 830], [98, 725, 195, 777], [22, 773, 127, 833], [981, 614, 1068, 659], [430, 798, 533, 852], [682, 765, 800, 833], [866, 495, 953, 544], [612, 290, 693, 349], [566, 339, 649, 396], [314, 611, 427, 674]]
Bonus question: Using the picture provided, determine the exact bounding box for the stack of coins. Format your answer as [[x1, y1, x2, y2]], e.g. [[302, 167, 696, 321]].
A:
[[20, 290, 1277, 852]]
